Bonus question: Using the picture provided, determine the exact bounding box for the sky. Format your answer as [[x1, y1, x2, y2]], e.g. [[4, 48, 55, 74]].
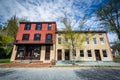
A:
[[0, 0, 118, 42]]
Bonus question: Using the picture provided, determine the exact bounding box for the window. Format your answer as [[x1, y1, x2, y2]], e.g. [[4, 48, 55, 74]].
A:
[[36, 23, 42, 30], [18, 46, 25, 50], [48, 24, 52, 30], [87, 50, 92, 57], [93, 38, 97, 44], [34, 34, 41, 40], [65, 38, 68, 43], [46, 34, 52, 43], [100, 37, 104, 44], [92, 33, 95, 36], [24, 23, 31, 30], [22, 34, 29, 40], [58, 37, 61, 44], [102, 50, 107, 57], [58, 33, 61, 36], [86, 38, 90, 44], [33, 46, 41, 58], [46, 34, 52, 40], [99, 33, 102, 35], [80, 50, 84, 57]]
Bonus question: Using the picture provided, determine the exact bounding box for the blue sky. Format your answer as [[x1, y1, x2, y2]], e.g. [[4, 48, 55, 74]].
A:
[[0, 0, 117, 42]]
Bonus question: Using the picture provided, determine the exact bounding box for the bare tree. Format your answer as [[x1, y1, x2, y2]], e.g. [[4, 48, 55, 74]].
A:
[[95, 0, 120, 40]]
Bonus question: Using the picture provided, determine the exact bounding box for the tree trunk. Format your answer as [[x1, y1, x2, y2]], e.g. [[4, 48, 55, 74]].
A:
[[116, 30, 120, 41], [117, 34, 120, 41]]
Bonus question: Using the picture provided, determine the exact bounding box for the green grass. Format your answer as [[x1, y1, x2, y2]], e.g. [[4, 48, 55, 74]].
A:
[[0, 58, 10, 63], [114, 57, 120, 61]]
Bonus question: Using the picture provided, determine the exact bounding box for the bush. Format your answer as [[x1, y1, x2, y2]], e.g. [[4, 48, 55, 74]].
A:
[[0, 47, 12, 59]]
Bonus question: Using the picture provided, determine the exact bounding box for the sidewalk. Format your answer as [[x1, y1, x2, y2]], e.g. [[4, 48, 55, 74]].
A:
[[55, 61, 120, 67], [0, 61, 120, 68], [0, 62, 52, 68]]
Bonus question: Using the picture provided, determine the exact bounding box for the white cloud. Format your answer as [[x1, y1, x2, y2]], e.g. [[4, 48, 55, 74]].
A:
[[0, 0, 117, 42]]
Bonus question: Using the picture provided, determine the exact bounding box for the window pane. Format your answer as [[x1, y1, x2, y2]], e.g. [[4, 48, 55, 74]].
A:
[[36, 23, 42, 30], [58, 33, 61, 36], [46, 34, 52, 43], [86, 38, 89, 44], [22, 34, 29, 40], [48, 24, 51, 30], [34, 34, 41, 40], [102, 50, 107, 57], [25, 23, 31, 30], [93, 38, 97, 44], [46, 34, 52, 40], [58, 37, 61, 44], [65, 38, 68, 42], [80, 50, 84, 57], [87, 50, 92, 57], [100, 37, 104, 44]]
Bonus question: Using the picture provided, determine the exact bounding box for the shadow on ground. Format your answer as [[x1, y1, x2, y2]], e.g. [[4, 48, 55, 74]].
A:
[[74, 68, 120, 80]]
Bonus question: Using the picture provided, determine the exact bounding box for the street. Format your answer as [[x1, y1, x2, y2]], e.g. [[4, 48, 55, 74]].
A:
[[0, 68, 120, 80]]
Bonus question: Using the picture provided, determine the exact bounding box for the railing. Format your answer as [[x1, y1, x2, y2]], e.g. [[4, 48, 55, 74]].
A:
[[14, 40, 53, 44]]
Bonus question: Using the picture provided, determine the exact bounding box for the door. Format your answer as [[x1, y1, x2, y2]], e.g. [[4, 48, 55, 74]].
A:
[[57, 49, 62, 60], [95, 50, 101, 61], [24, 46, 33, 60], [65, 49, 70, 60], [45, 46, 50, 60]]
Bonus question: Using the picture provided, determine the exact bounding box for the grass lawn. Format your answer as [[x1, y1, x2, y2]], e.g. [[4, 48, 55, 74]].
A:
[[114, 57, 120, 63], [0, 58, 10, 63]]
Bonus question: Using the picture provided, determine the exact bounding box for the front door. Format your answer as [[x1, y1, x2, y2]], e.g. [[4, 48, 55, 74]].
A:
[[25, 46, 33, 60], [65, 49, 70, 60], [95, 50, 101, 61], [45, 46, 50, 60], [57, 49, 62, 60]]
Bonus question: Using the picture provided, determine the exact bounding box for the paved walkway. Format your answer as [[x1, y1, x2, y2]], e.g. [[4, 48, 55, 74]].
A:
[[55, 61, 120, 67]]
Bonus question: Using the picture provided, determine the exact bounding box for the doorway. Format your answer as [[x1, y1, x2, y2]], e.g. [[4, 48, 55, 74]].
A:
[[65, 49, 70, 60], [95, 50, 101, 61], [45, 46, 51, 60], [24, 46, 33, 60], [57, 49, 62, 60]]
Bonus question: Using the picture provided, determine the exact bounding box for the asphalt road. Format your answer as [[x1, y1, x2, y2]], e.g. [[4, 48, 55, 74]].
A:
[[0, 68, 120, 80]]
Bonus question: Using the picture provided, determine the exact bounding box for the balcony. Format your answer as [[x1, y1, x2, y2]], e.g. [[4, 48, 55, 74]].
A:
[[14, 40, 53, 44]]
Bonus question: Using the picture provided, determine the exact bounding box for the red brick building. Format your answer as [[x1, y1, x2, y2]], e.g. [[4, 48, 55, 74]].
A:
[[11, 22, 56, 62]]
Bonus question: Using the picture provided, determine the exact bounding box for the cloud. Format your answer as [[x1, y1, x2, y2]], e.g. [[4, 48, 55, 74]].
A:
[[0, 0, 116, 42], [0, 0, 103, 25]]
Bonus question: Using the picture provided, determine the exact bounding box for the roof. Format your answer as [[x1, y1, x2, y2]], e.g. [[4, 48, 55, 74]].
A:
[[20, 22, 56, 24], [56, 30, 106, 33]]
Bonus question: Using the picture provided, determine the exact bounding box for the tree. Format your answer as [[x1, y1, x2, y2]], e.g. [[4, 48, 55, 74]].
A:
[[6, 16, 18, 38], [0, 34, 14, 58], [61, 14, 90, 65], [0, 16, 18, 58], [0, 16, 28, 59], [95, 0, 120, 40]]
